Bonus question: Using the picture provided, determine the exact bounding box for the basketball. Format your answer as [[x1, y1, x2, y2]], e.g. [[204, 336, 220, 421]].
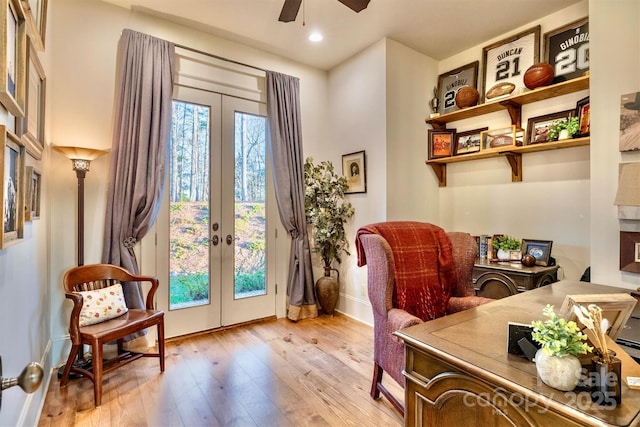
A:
[[524, 63, 555, 90], [455, 86, 479, 109]]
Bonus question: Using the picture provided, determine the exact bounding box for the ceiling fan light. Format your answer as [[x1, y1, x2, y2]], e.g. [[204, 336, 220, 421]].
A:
[[308, 32, 323, 42]]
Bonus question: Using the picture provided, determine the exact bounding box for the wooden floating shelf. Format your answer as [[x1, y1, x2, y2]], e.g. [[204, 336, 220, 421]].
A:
[[425, 137, 589, 187]]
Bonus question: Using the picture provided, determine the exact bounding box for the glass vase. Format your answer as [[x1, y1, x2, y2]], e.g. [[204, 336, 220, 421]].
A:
[[590, 350, 622, 406]]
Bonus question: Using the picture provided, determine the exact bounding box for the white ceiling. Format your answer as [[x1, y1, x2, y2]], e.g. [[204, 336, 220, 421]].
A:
[[100, 0, 582, 70]]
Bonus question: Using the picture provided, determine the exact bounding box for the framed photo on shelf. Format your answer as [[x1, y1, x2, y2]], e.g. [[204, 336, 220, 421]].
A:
[[560, 293, 636, 340], [428, 128, 455, 159], [1, 125, 25, 248], [482, 26, 540, 102], [526, 109, 574, 145], [342, 150, 366, 194], [24, 165, 40, 220], [22, 0, 47, 51], [454, 127, 486, 156], [0, 0, 27, 117], [575, 96, 590, 138], [521, 239, 553, 266], [436, 61, 479, 115], [544, 17, 589, 84], [620, 231, 640, 273], [480, 126, 516, 151], [21, 39, 45, 159]]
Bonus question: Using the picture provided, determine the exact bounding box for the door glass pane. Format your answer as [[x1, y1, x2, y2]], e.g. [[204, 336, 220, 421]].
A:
[[169, 100, 211, 309], [234, 112, 267, 299]]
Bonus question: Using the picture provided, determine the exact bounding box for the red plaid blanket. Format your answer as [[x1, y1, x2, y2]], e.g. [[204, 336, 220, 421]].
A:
[[355, 221, 456, 321]]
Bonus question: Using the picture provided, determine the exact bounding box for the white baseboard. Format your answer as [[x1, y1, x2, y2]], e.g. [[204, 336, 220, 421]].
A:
[[337, 293, 373, 326]]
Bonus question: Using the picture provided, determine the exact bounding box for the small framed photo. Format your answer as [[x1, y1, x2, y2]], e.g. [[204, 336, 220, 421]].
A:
[[1, 125, 25, 248], [560, 293, 637, 340], [21, 39, 45, 159], [24, 165, 40, 220], [454, 127, 486, 156], [544, 17, 589, 84], [342, 150, 366, 194], [521, 239, 553, 266], [436, 61, 479, 115], [620, 92, 640, 151], [482, 26, 540, 102], [22, 0, 47, 51], [526, 109, 574, 145], [0, 0, 27, 117], [575, 96, 590, 138], [480, 126, 516, 151], [428, 128, 455, 159], [620, 231, 640, 273]]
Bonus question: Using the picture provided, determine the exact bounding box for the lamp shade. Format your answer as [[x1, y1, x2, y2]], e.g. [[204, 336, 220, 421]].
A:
[[53, 146, 109, 161]]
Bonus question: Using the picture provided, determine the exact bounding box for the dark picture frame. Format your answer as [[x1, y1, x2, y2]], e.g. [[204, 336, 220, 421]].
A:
[[620, 231, 640, 273], [522, 239, 553, 266], [482, 26, 540, 103], [0, 0, 27, 117], [428, 128, 455, 159], [575, 96, 590, 138], [342, 150, 366, 194], [1, 125, 25, 248], [480, 126, 516, 151], [526, 109, 574, 145], [544, 17, 589, 84], [436, 61, 479, 115], [454, 127, 487, 156]]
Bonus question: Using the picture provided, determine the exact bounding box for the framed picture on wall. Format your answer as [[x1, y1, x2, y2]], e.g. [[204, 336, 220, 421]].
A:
[[22, 0, 47, 51], [0, 0, 27, 117], [619, 92, 640, 152], [1, 125, 25, 248], [24, 165, 40, 220], [544, 17, 589, 84], [342, 150, 366, 194], [482, 26, 540, 102], [620, 231, 640, 273], [436, 61, 479, 115], [428, 128, 455, 159], [21, 39, 45, 159]]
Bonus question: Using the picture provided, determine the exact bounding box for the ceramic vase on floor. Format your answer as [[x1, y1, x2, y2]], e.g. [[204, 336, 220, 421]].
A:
[[535, 349, 582, 391], [316, 267, 339, 315]]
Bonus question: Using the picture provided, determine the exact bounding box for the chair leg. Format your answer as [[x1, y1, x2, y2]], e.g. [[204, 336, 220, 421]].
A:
[[371, 362, 383, 399], [59, 344, 81, 387], [157, 320, 165, 372], [92, 340, 104, 407]]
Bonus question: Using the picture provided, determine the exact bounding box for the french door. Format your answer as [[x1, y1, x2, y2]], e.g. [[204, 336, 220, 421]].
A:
[[155, 86, 275, 338]]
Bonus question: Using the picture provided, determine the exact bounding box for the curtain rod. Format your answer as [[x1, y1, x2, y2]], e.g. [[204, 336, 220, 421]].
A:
[[174, 43, 267, 73]]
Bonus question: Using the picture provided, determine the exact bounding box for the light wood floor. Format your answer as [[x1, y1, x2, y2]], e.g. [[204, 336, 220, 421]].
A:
[[38, 314, 404, 426]]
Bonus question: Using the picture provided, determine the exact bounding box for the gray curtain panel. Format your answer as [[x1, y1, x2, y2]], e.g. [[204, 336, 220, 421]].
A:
[[266, 71, 318, 321], [102, 29, 175, 309]]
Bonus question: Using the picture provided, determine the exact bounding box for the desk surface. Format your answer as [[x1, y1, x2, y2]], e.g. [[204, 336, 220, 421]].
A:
[[396, 280, 640, 427]]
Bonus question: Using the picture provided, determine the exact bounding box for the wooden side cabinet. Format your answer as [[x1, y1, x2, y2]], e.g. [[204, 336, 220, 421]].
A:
[[473, 258, 558, 299]]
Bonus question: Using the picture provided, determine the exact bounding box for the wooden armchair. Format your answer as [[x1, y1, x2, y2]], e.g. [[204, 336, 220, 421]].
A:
[[59, 264, 165, 406], [356, 221, 494, 415]]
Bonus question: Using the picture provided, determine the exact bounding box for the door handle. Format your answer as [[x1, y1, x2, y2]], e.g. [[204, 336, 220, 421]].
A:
[[226, 234, 235, 245], [211, 235, 219, 246]]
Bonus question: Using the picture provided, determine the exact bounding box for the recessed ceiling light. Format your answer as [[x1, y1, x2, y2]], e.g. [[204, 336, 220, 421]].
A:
[[308, 32, 323, 42]]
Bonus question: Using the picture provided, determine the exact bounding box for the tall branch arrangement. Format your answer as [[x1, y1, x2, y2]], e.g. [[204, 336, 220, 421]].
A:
[[572, 304, 611, 363]]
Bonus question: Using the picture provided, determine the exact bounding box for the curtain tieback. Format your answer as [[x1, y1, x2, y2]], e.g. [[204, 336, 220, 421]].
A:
[[123, 237, 137, 248]]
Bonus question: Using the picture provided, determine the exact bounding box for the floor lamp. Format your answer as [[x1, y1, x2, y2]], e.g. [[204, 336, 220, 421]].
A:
[[53, 145, 108, 377]]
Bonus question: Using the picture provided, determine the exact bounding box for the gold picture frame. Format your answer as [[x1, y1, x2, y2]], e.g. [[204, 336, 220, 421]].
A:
[[0, 0, 27, 117], [342, 150, 366, 194], [21, 0, 47, 51], [1, 125, 25, 248], [560, 293, 637, 340], [24, 164, 40, 220], [22, 38, 44, 159]]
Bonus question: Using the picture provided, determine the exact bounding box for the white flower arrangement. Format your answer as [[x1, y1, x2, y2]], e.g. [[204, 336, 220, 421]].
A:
[[572, 304, 611, 363]]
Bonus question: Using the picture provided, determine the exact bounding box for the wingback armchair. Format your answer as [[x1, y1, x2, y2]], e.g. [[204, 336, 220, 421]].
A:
[[356, 221, 493, 415]]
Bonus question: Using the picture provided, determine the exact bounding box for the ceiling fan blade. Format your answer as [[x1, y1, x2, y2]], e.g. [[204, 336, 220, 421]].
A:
[[337, 0, 371, 13], [279, 0, 302, 22]]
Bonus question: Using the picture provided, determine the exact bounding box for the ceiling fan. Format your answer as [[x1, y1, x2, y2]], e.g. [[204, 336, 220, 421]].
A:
[[278, 0, 371, 22]]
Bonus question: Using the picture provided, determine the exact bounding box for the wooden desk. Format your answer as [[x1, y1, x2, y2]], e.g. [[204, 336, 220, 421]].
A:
[[395, 281, 640, 427], [473, 258, 559, 299]]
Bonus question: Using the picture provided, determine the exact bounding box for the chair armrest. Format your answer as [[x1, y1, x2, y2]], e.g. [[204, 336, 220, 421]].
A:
[[65, 292, 84, 344], [447, 295, 494, 314], [388, 308, 423, 332], [127, 274, 160, 310]]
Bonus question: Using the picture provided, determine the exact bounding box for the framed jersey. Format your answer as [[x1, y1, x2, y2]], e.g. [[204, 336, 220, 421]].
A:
[[544, 17, 589, 84], [481, 26, 540, 103]]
